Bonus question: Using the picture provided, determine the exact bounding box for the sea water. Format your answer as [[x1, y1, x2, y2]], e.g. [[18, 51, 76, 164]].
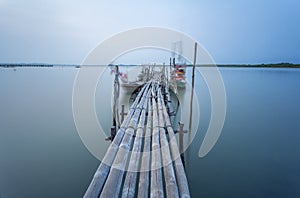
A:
[[0, 67, 299, 197]]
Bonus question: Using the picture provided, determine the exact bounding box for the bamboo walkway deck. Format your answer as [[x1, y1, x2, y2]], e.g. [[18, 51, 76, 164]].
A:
[[84, 81, 190, 198]]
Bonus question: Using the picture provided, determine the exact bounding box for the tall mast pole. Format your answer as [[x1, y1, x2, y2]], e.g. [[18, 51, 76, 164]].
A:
[[189, 42, 197, 133]]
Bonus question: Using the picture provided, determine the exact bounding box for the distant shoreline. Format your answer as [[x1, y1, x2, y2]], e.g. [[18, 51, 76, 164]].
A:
[[1, 63, 300, 68], [216, 63, 300, 68], [192, 63, 300, 68]]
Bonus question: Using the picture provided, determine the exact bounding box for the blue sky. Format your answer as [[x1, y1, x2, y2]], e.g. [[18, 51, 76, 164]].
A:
[[0, 0, 299, 64]]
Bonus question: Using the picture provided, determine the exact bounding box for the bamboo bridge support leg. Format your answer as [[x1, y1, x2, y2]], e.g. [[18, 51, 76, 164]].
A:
[[120, 104, 128, 124], [178, 122, 188, 168]]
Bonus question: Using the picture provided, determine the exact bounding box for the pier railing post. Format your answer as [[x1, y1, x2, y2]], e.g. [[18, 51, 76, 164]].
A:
[[113, 65, 120, 129], [111, 126, 116, 141], [120, 104, 127, 124], [178, 122, 188, 167]]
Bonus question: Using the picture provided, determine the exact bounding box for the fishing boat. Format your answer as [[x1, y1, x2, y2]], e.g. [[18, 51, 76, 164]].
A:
[[170, 64, 187, 89], [111, 65, 149, 94], [114, 63, 189, 131]]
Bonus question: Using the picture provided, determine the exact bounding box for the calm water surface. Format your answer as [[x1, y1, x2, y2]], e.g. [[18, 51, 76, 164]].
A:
[[0, 67, 300, 198]]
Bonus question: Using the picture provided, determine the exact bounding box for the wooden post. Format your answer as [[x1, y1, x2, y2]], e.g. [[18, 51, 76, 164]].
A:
[[178, 122, 184, 155], [105, 126, 116, 141], [189, 42, 197, 133], [178, 122, 188, 167], [120, 104, 127, 124], [113, 65, 120, 128]]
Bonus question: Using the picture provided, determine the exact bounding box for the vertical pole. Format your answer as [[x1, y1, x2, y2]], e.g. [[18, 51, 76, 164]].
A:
[[179, 122, 184, 154], [179, 122, 185, 167], [121, 104, 125, 123], [189, 42, 197, 133], [120, 104, 127, 123], [110, 126, 116, 141], [113, 65, 120, 129], [111, 65, 119, 142]]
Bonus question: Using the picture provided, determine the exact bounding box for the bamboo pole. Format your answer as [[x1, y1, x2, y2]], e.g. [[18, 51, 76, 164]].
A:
[[164, 85, 172, 117], [113, 65, 120, 129], [161, 98, 191, 198], [189, 42, 197, 133], [84, 83, 150, 198], [157, 88, 179, 198], [85, 77, 191, 198], [121, 90, 150, 198], [178, 122, 185, 166], [150, 84, 164, 198], [99, 87, 151, 198], [137, 97, 153, 198]]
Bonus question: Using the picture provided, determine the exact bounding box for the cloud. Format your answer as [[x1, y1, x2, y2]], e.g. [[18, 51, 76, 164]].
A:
[[0, 0, 300, 63]]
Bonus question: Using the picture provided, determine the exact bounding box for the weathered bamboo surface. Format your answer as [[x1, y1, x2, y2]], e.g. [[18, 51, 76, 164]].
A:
[[121, 90, 150, 198], [137, 98, 152, 198], [150, 85, 164, 198], [84, 81, 190, 198], [84, 83, 150, 198], [157, 89, 179, 198]]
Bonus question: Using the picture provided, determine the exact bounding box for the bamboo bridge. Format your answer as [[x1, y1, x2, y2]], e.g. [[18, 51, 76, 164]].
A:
[[84, 71, 191, 197]]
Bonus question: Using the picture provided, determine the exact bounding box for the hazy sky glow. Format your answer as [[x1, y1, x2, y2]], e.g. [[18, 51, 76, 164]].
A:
[[0, 0, 299, 64]]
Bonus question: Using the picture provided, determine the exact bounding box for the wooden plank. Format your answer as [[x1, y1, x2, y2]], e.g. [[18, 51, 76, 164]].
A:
[[157, 88, 179, 198], [99, 87, 151, 198], [150, 85, 164, 198], [84, 83, 150, 198]]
